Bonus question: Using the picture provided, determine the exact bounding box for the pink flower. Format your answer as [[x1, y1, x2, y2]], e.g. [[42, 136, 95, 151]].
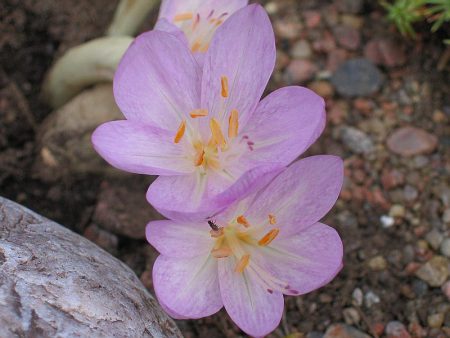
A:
[[92, 5, 326, 220], [147, 156, 344, 337], [156, 0, 248, 60]]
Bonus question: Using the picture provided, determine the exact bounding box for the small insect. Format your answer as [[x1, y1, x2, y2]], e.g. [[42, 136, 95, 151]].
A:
[[208, 220, 219, 231]]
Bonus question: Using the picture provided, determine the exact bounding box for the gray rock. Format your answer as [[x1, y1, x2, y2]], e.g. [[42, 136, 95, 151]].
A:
[[340, 126, 375, 154], [0, 197, 181, 338], [331, 59, 384, 97], [34, 84, 124, 181]]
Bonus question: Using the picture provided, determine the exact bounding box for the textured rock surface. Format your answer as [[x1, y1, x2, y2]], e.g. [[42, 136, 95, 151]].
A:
[[34, 84, 124, 181], [0, 197, 182, 338]]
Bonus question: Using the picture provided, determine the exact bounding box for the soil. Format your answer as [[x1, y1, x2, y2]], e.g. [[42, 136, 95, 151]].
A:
[[1, 0, 449, 337]]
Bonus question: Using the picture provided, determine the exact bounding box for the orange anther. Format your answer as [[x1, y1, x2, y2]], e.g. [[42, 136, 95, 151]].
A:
[[235, 254, 250, 273], [174, 120, 186, 143], [258, 228, 280, 246], [189, 109, 208, 118], [210, 118, 226, 148], [228, 109, 239, 139], [236, 215, 250, 228], [221, 76, 229, 98], [174, 12, 193, 22], [194, 150, 205, 167], [268, 214, 277, 225]]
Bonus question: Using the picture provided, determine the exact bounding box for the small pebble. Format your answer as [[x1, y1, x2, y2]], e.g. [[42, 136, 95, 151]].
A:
[[324, 323, 370, 338], [368, 255, 387, 271], [415, 256, 450, 287], [364, 38, 406, 67], [385, 321, 411, 338], [443, 209, 450, 223], [389, 204, 406, 218], [441, 280, 450, 300], [403, 185, 418, 202], [440, 238, 450, 258], [412, 279, 429, 297], [425, 229, 444, 251], [343, 307, 360, 325], [333, 25, 361, 50], [352, 288, 363, 306], [364, 290, 380, 308], [387, 126, 438, 157], [339, 126, 374, 155], [427, 313, 444, 328], [380, 215, 395, 228], [331, 59, 384, 97], [291, 39, 312, 59], [285, 59, 318, 83], [309, 81, 335, 98]]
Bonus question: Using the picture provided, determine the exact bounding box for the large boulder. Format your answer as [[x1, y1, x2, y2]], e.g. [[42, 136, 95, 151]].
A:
[[0, 197, 182, 338]]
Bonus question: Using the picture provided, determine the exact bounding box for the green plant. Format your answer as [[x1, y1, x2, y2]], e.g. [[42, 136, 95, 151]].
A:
[[380, 0, 450, 43], [425, 0, 450, 32], [380, 0, 426, 37]]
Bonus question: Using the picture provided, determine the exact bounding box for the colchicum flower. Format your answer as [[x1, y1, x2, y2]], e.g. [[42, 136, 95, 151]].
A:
[[156, 0, 248, 60], [92, 5, 326, 220], [146, 156, 344, 337]]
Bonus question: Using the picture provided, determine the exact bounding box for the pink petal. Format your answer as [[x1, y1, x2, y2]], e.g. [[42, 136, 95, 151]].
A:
[[92, 120, 194, 175], [114, 30, 201, 130], [146, 220, 213, 258], [146, 164, 283, 221], [245, 156, 344, 238], [153, 255, 223, 318], [154, 18, 188, 46], [250, 223, 343, 296], [158, 298, 190, 320], [243, 86, 326, 165], [218, 257, 284, 337], [201, 4, 275, 128], [159, 0, 248, 23]]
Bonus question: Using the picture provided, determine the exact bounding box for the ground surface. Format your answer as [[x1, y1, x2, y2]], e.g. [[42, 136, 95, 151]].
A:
[[1, 0, 449, 337]]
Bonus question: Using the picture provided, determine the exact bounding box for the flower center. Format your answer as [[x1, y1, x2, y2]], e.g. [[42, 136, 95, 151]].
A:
[[173, 10, 229, 52], [172, 76, 250, 175], [208, 215, 297, 294]]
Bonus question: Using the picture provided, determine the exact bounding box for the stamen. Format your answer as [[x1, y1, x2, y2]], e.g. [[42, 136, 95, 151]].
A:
[[189, 109, 208, 118], [228, 109, 239, 139], [268, 214, 277, 225], [221, 76, 229, 98], [174, 12, 193, 22], [236, 215, 250, 228], [210, 118, 227, 148], [194, 150, 205, 166], [215, 19, 223, 27], [258, 228, 280, 246], [235, 254, 250, 273], [174, 120, 186, 143], [211, 246, 232, 258]]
